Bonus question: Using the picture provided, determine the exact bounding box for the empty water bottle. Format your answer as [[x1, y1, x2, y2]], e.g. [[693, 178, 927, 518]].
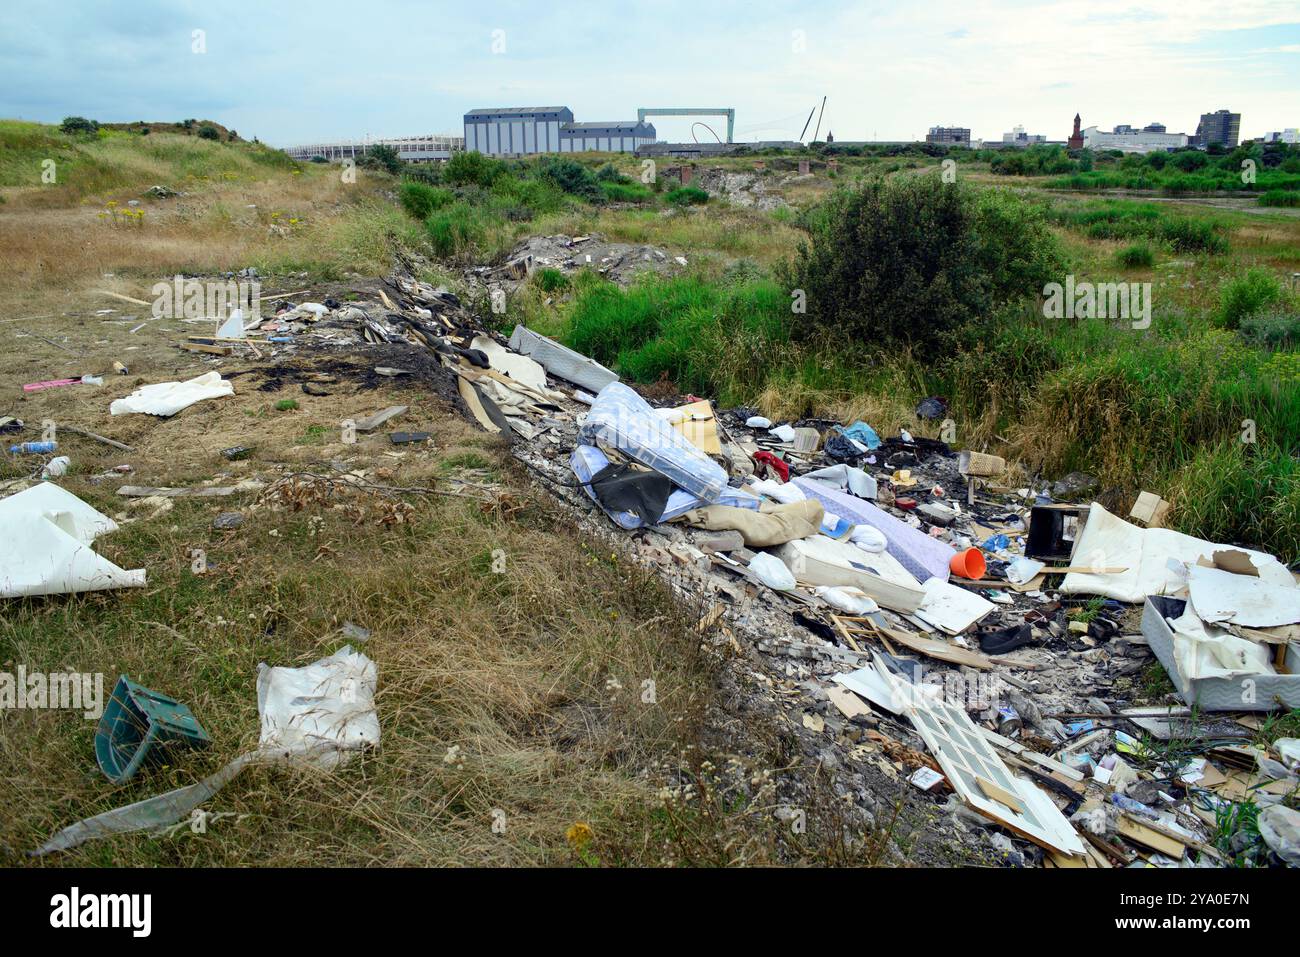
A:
[[9, 441, 57, 454]]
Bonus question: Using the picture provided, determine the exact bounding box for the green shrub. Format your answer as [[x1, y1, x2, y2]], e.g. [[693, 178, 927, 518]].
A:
[[443, 150, 503, 187], [1217, 268, 1283, 329], [398, 181, 454, 219], [1159, 217, 1228, 254], [779, 177, 1063, 355], [565, 275, 790, 400], [531, 156, 600, 200], [60, 116, 99, 135], [665, 185, 709, 206], [197, 125, 221, 141], [426, 202, 486, 259], [1239, 308, 1300, 348], [534, 268, 570, 293], [1115, 243, 1156, 268], [359, 144, 401, 174]]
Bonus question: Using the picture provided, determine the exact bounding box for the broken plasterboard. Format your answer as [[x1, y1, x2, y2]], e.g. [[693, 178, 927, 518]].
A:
[[1061, 503, 1293, 602], [470, 336, 549, 392]]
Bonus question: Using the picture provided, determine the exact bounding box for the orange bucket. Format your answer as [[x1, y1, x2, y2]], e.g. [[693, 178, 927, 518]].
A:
[[950, 547, 986, 580]]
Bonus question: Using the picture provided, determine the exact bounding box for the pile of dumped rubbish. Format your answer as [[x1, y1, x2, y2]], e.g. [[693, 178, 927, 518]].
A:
[[366, 303, 1299, 868], [5, 275, 1298, 867]]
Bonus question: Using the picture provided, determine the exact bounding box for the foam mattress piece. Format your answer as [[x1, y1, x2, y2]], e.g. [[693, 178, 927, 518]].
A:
[[792, 477, 954, 583], [579, 383, 729, 503], [0, 483, 146, 597], [774, 535, 924, 613], [571, 445, 758, 529], [1062, 503, 1293, 603]]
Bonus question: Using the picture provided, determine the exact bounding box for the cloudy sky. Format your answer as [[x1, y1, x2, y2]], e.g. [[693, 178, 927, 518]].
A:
[[2, 1, 1297, 146]]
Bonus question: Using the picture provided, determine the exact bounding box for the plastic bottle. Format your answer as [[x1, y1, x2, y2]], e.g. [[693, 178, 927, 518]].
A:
[[9, 441, 57, 454]]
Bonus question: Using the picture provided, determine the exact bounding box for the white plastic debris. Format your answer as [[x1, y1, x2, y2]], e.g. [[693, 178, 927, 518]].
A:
[[33, 646, 378, 855], [849, 525, 888, 553], [110, 371, 233, 417], [749, 552, 796, 591], [1006, 556, 1046, 585], [745, 416, 772, 429], [215, 307, 245, 339], [814, 585, 880, 615], [0, 483, 145, 598], [770, 424, 797, 443], [41, 456, 71, 478]]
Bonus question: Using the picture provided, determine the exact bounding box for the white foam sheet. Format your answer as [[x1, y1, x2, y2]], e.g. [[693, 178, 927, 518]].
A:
[[1061, 503, 1292, 602], [1187, 565, 1300, 628], [110, 370, 233, 417], [0, 483, 145, 598], [470, 335, 549, 391]]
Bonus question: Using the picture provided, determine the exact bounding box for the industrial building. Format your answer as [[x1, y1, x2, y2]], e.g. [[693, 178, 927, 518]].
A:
[[462, 107, 574, 156], [1082, 125, 1189, 153], [926, 126, 971, 148], [282, 134, 462, 163], [1196, 109, 1241, 148], [558, 121, 657, 153]]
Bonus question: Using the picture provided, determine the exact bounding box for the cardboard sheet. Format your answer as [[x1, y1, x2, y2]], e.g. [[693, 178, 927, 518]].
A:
[[1061, 504, 1292, 602]]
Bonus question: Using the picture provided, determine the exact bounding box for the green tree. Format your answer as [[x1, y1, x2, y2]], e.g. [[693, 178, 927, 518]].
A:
[[779, 177, 1063, 355]]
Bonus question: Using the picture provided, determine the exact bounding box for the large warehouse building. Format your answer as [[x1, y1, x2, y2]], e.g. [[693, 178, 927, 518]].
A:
[[463, 107, 574, 156], [463, 107, 656, 156], [558, 121, 657, 153]]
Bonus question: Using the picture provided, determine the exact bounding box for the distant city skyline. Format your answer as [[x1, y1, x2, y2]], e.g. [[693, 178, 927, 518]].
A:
[[1, 1, 1297, 147]]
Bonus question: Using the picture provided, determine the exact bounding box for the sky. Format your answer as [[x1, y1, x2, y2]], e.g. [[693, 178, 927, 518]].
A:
[[1, 0, 1297, 146]]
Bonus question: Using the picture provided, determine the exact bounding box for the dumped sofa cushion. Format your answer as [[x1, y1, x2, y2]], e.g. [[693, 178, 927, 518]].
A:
[[677, 499, 825, 548]]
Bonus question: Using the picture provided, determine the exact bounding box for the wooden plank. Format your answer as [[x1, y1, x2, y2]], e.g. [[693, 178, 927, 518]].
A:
[[977, 776, 1026, 813], [180, 342, 230, 356], [834, 615, 996, 671], [1117, 816, 1186, 859]]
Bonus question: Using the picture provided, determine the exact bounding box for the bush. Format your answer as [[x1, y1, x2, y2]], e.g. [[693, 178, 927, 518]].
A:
[[1116, 243, 1156, 268], [399, 180, 454, 219], [60, 116, 99, 135], [1239, 308, 1300, 349], [425, 202, 486, 259], [565, 275, 790, 399], [1217, 268, 1283, 329], [531, 156, 600, 200], [665, 185, 709, 206], [533, 268, 570, 293], [778, 177, 1063, 355], [444, 150, 503, 187], [360, 144, 402, 174], [197, 125, 221, 141]]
